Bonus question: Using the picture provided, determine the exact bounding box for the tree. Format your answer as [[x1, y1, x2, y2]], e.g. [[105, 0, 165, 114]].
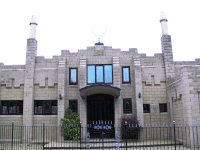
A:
[[60, 107, 80, 140]]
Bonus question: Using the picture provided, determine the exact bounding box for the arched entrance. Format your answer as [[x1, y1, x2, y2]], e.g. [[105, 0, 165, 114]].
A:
[[87, 94, 115, 138]]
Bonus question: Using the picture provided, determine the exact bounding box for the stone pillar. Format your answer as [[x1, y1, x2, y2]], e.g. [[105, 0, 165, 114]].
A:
[[79, 56, 87, 139], [57, 58, 67, 142], [161, 35, 175, 127], [133, 58, 144, 126], [161, 35, 175, 83], [113, 57, 122, 136], [23, 38, 37, 141]]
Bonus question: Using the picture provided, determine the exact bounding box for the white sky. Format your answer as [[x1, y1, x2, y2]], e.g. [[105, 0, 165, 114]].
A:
[[0, 0, 200, 65]]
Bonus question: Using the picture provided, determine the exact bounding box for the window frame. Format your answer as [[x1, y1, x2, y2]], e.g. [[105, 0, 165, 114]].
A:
[[123, 98, 132, 114], [159, 103, 167, 113], [69, 100, 78, 113], [87, 64, 113, 84], [0, 100, 23, 115], [69, 68, 78, 85], [143, 104, 150, 113], [34, 100, 57, 115], [122, 66, 131, 84]]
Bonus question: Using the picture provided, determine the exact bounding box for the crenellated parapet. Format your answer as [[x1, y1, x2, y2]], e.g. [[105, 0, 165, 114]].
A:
[[0, 64, 25, 87], [34, 69, 58, 87], [139, 53, 165, 85], [60, 46, 138, 58]]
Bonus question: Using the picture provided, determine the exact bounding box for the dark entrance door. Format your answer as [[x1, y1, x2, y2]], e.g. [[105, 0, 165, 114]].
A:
[[87, 94, 115, 138]]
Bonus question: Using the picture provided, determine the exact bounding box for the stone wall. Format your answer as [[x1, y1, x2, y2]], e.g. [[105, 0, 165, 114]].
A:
[[167, 64, 200, 146], [142, 82, 168, 124], [34, 79, 58, 100], [0, 84, 24, 100]]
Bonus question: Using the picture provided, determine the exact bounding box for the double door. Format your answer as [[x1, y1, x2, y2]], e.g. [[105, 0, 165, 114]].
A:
[[87, 94, 115, 138]]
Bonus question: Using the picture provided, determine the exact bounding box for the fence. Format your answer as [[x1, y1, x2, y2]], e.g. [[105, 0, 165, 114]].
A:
[[0, 122, 200, 149]]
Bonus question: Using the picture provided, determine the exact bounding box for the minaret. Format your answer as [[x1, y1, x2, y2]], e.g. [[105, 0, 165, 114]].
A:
[[29, 15, 38, 39], [160, 11, 168, 35], [23, 15, 38, 141], [160, 11, 175, 82]]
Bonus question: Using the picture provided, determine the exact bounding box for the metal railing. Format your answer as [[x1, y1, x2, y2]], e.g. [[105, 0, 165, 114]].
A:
[[0, 122, 200, 149]]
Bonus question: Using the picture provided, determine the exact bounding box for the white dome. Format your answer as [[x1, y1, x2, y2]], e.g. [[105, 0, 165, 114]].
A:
[[30, 15, 37, 24], [160, 11, 167, 21]]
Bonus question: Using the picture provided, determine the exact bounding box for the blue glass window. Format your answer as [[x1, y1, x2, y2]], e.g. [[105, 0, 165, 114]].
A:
[[88, 66, 95, 83], [69, 68, 78, 85], [104, 65, 112, 83], [87, 65, 113, 84], [71, 69, 76, 83], [96, 66, 103, 83], [122, 67, 130, 83]]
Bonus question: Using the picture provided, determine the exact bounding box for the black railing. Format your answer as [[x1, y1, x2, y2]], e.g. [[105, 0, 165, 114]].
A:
[[0, 122, 200, 149]]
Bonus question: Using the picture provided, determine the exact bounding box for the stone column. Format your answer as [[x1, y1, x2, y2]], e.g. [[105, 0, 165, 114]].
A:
[[79, 56, 87, 139], [57, 58, 67, 142], [113, 57, 122, 136], [133, 58, 144, 126], [23, 38, 37, 141], [161, 35, 175, 83], [161, 35, 175, 130]]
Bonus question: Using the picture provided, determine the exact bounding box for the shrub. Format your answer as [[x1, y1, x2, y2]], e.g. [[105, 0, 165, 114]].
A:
[[60, 107, 80, 140], [121, 116, 142, 139]]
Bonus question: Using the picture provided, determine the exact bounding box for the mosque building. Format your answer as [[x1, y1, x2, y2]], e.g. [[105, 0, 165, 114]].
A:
[[0, 12, 200, 139]]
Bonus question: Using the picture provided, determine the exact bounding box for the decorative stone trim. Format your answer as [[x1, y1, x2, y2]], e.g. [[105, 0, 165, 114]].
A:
[[167, 79, 181, 87], [133, 59, 141, 66], [113, 57, 119, 66], [0, 69, 25, 70]]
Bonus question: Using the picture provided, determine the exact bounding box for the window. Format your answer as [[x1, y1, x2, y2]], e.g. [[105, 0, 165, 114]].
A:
[[34, 100, 57, 115], [87, 65, 112, 84], [69, 68, 78, 85], [143, 104, 150, 113], [122, 66, 131, 83], [69, 100, 77, 113], [123, 98, 132, 113], [159, 103, 167, 113], [0, 101, 23, 115]]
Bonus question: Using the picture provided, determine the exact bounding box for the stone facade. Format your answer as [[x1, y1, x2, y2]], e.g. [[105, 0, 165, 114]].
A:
[[0, 14, 200, 145]]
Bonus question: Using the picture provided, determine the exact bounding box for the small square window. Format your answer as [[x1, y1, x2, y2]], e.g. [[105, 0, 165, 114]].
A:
[[123, 98, 132, 113], [69, 68, 78, 85], [35, 101, 42, 114], [69, 100, 77, 113], [159, 103, 167, 113], [51, 100, 57, 114], [1, 101, 8, 114], [43, 101, 51, 114], [143, 104, 150, 113], [122, 66, 131, 84], [17, 101, 23, 114]]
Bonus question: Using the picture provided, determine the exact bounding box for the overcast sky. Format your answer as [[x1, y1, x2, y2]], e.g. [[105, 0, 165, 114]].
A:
[[0, 0, 200, 65]]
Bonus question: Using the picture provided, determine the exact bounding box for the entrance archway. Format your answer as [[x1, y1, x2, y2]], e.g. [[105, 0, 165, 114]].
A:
[[87, 94, 115, 138]]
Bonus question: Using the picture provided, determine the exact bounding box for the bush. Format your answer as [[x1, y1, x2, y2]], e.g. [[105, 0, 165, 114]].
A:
[[60, 107, 80, 140], [121, 116, 142, 139]]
